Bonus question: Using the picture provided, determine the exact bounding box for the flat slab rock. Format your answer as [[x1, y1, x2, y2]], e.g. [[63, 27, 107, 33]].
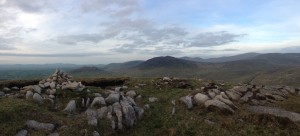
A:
[[247, 106, 300, 122]]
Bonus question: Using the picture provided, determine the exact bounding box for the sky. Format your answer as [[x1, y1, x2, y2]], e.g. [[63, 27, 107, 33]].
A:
[[0, 0, 300, 64]]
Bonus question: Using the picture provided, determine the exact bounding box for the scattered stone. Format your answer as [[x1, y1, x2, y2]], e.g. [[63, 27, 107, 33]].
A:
[[15, 129, 28, 136], [33, 93, 43, 104], [63, 100, 76, 113], [3, 87, 10, 92], [49, 95, 55, 99], [193, 93, 210, 105], [225, 90, 241, 101], [208, 90, 216, 98], [149, 97, 158, 103], [26, 120, 55, 131], [144, 104, 150, 109], [11, 86, 19, 90], [204, 100, 234, 114], [247, 106, 300, 122]]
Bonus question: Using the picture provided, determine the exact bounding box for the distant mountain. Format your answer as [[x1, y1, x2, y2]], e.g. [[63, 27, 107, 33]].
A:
[[181, 52, 260, 63], [135, 56, 200, 69], [104, 60, 144, 71], [71, 66, 104, 73]]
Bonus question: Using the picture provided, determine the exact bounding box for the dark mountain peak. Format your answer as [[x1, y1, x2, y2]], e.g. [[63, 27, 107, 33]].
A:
[[135, 56, 198, 69]]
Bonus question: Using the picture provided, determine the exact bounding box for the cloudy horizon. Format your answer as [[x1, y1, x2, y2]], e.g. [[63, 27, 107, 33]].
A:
[[0, 0, 300, 64]]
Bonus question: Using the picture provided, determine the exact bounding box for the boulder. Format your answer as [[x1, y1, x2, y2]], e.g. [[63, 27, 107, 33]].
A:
[[3, 87, 10, 92], [232, 86, 248, 93], [15, 129, 28, 136], [193, 93, 210, 105], [47, 89, 56, 95], [220, 92, 229, 99], [33, 93, 43, 104], [63, 100, 76, 113], [204, 100, 235, 114], [26, 91, 34, 99], [247, 106, 300, 122], [105, 93, 120, 104], [149, 97, 159, 103], [126, 90, 137, 98], [33, 85, 41, 94], [26, 120, 55, 131], [124, 96, 136, 106], [180, 96, 193, 109], [90, 97, 106, 108], [208, 90, 216, 98]]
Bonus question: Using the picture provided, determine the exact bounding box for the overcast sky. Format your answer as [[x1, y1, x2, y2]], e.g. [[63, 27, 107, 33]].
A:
[[0, 0, 300, 64]]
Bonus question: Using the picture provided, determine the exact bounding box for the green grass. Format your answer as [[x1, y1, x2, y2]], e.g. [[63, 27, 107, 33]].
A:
[[0, 78, 300, 136]]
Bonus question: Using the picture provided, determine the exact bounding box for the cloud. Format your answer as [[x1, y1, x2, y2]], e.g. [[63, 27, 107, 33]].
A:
[[55, 33, 104, 45], [81, 0, 139, 14], [1, 0, 54, 13], [187, 31, 246, 47], [0, 52, 103, 57], [0, 37, 21, 50]]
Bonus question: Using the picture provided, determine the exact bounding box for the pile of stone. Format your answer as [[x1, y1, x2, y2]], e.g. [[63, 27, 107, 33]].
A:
[[18, 69, 86, 103], [180, 83, 300, 114], [63, 87, 145, 130]]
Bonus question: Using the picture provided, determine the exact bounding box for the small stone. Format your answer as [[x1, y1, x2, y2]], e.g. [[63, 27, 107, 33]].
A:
[[15, 129, 28, 136], [11, 86, 19, 90], [105, 93, 120, 104], [204, 119, 216, 126], [26, 120, 55, 131], [93, 131, 100, 136], [49, 95, 55, 99], [143, 104, 150, 109], [3, 87, 10, 92], [149, 97, 159, 103], [63, 100, 76, 113]]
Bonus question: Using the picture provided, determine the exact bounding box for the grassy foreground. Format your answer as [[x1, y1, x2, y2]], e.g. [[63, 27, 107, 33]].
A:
[[0, 78, 300, 136]]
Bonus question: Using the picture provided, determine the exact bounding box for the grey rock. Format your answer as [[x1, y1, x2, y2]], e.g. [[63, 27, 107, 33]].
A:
[[272, 95, 286, 101], [94, 93, 102, 97], [180, 95, 193, 109], [193, 93, 210, 105], [204, 100, 235, 114], [33, 93, 43, 104], [15, 129, 27, 136], [232, 86, 248, 93], [225, 90, 241, 101], [214, 95, 237, 109], [247, 106, 300, 122], [208, 90, 216, 98], [240, 91, 253, 102], [86, 108, 97, 126], [124, 96, 136, 106], [204, 119, 216, 126], [143, 104, 150, 109], [47, 89, 56, 95], [93, 131, 100, 136], [149, 97, 159, 103], [26, 120, 55, 131], [33, 85, 41, 94], [12, 86, 19, 90], [115, 87, 123, 92], [97, 106, 108, 119], [49, 95, 55, 99], [105, 93, 120, 104], [126, 90, 137, 98], [220, 92, 229, 99], [90, 97, 106, 108], [134, 106, 144, 119], [113, 102, 123, 130], [120, 100, 136, 127], [63, 100, 76, 113], [3, 87, 10, 92]]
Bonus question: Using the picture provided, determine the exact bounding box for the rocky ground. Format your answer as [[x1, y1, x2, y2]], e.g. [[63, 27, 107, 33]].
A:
[[0, 69, 300, 136]]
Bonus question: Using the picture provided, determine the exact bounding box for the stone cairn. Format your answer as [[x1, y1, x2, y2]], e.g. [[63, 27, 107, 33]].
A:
[[180, 83, 300, 114], [19, 69, 86, 103]]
